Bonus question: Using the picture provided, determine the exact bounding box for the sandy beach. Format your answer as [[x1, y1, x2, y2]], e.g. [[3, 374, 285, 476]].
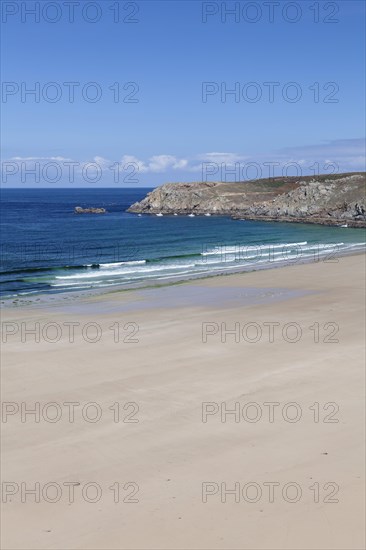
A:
[[1, 253, 365, 550]]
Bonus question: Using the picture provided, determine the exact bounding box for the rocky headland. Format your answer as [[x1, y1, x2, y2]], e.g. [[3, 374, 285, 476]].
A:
[[127, 172, 366, 227]]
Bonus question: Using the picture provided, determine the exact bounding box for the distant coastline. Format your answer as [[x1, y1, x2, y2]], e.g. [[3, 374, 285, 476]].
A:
[[128, 172, 366, 228]]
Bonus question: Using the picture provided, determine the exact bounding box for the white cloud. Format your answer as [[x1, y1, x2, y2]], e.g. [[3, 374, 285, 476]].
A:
[[148, 155, 188, 172], [275, 138, 365, 167], [10, 156, 73, 162], [187, 152, 248, 173], [267, 139, 366, 173], [3, 139, 365, 183], [197, 152, 248, 164], [119, 154, 188, 173], [119, 155, 148, 173], [92, 156, 111, 167]]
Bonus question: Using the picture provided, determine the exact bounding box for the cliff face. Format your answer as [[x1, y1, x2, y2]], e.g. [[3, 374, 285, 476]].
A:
[[127, 173, 366, 227]]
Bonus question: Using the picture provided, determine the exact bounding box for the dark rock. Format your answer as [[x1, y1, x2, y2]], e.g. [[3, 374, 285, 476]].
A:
[[74, 206, 106, 214]]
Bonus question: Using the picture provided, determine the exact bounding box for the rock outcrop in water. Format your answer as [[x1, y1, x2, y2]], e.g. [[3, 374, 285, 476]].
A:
[[74, 206, 106, 214], [127, 173, 366, 227]]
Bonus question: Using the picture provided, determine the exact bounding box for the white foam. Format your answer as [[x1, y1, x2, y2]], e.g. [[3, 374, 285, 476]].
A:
[[47, 241, 365, 290], [201, 241, 308, 255], [99, 260, 146, 268], [54, 262, 197, 281]]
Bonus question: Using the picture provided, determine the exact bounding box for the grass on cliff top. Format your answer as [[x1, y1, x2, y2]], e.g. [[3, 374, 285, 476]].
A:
[[215, 172, 365, 194]]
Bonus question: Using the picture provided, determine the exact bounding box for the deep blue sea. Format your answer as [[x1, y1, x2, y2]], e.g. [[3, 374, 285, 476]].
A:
[[1, 188, 365, 299]]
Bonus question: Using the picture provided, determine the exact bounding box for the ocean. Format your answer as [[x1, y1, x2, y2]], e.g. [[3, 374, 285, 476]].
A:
[[1, 188, 365, 299]]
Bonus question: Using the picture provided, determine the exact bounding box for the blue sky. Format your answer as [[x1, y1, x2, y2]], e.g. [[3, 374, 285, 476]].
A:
[[1, 0, 365, 187]]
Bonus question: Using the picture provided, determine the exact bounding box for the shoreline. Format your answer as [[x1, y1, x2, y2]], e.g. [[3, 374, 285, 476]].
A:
[[1, 247, 365, 310], [130, 211, 366, 228]]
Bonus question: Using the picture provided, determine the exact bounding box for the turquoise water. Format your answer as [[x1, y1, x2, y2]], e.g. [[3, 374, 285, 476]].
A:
[[1, 188, 365, 298]]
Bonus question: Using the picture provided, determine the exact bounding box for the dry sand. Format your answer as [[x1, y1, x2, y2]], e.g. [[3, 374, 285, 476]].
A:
[[1, 254, 365, 549]]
